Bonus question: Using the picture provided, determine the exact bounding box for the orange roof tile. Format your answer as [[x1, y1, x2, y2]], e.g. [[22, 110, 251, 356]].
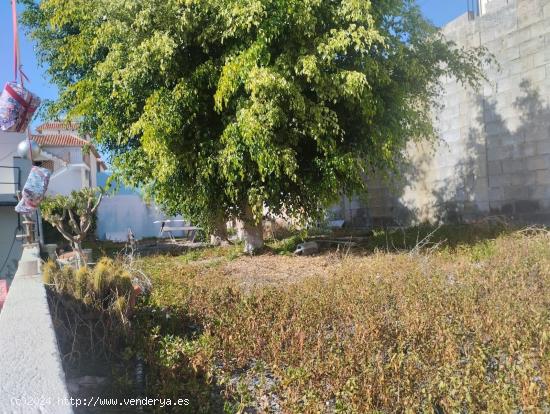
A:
[[32, 134, 88, 147]]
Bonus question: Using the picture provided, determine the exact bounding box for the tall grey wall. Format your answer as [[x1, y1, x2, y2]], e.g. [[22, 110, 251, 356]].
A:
[[331, 0, 550, 226]]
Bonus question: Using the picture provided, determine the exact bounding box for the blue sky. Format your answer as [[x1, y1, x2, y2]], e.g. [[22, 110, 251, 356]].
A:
[[0, 1, 469, 124]]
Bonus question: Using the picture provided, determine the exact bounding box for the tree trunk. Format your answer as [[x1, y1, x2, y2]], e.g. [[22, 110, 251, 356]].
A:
[[73, 241, 85, 268], [241, 204, 264, 254], [210, 213, 230, 246]]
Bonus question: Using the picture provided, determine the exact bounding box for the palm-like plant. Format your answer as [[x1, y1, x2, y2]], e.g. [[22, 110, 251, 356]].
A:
[[41, 188, 103, 267]]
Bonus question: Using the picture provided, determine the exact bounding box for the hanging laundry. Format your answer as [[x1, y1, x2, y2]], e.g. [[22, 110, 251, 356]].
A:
[[0, 82, 41, 132], [15, 166, 51, 215]]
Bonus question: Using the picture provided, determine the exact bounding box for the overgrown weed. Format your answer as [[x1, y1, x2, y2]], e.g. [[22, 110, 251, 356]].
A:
[[131, 227, 550, 412], [43, 258, 136, 361]]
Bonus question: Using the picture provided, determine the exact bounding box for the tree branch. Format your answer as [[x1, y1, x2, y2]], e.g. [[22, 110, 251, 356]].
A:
[[91, 192, 103, 213], [55, 223, 76, 244], [67, 208, 81, 235]]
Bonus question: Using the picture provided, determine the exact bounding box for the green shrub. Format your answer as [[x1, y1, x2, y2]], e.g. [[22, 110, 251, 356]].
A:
[[267, 234, 303, 255], [74, 267, 89, 300], [42, 260, 58, 286]]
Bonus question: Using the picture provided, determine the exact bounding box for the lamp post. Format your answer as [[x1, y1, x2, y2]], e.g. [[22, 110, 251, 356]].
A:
[[16, 139, 41, 160]]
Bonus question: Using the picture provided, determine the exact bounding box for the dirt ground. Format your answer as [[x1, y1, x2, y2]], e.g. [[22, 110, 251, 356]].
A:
[[187, 250, 356, 290], [226, 254, 339, 286]]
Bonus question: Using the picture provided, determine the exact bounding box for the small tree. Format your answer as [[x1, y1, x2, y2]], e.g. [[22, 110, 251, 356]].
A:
[[41, 188, 103, 266]]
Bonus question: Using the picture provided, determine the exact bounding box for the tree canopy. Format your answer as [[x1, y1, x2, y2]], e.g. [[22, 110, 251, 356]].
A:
[[22, 0, 489, 248]]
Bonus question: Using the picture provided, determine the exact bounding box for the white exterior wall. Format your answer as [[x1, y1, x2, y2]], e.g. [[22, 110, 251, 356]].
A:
[[45, 146, 83, 164], [39, 127, 79, 135], [47, 167, 84, 196], [0, 132, 25, 195], [0, 132, 24, 158], [479, 0, 490, 15], [41, 146, 94, 195], [96, 194, 183, 240]]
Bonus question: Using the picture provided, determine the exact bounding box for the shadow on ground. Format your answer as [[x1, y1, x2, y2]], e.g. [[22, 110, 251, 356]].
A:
[[47, 287, 228, 413]]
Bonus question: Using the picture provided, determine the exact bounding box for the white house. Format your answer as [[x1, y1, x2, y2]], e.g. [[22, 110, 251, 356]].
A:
[[31, 121, 107, 195], [1, 121, 107, 280], [31, 122, 183, 241], [1, 120, 188, 274], [0, 131, 31, 281]]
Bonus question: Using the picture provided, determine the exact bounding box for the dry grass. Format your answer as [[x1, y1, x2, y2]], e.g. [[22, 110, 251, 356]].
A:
[[121, 227, 550, 412], [43, 258, 137, 361]]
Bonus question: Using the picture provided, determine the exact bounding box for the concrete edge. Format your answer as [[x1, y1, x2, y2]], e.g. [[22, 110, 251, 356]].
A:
[[0, 245, 74, 414]]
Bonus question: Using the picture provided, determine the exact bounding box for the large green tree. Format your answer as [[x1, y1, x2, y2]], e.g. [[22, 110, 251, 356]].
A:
[[22, 0, 488, 252]]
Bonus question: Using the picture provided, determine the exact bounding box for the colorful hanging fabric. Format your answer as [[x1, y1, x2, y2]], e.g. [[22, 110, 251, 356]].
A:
[[15, 166, 51, 214], [0, 82, 41, 132]]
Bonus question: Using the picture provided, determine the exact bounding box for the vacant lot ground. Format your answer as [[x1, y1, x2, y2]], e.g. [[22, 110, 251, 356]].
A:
[[126, 224, 550, 413]]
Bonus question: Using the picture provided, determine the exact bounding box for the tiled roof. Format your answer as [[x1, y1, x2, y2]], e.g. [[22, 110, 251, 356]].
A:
[[31, 133, 107, 170], [35, 121, 80, 132], [32, 134, 88, 147]]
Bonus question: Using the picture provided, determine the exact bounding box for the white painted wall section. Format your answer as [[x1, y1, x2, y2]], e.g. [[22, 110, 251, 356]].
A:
[[96, 194, 183, 240]]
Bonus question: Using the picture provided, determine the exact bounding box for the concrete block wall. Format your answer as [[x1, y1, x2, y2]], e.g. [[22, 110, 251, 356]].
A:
[[332, 0, 550, 227], [453, 0, 550, 223]]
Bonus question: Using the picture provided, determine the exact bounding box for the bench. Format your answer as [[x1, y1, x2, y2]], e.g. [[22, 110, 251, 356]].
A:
[[154, 220, 202, 242]]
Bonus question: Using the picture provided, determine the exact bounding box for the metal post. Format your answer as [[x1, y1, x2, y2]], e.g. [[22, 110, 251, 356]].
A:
[[18, 215, 35, 245], [15, 192, 35, 245]]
